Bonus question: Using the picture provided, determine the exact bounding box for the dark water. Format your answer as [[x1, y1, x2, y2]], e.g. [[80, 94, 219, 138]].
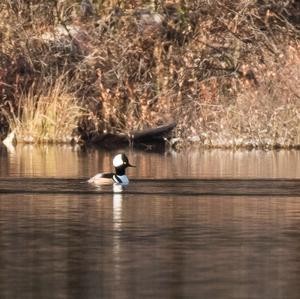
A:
[[1, 145, 300, 298]]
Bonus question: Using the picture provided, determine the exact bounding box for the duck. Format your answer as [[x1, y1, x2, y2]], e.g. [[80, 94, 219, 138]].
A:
[[88, 153, 135, 186]]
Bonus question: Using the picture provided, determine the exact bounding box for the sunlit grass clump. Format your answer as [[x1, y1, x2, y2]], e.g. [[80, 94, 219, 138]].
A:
[[7, 77, 84, 143]]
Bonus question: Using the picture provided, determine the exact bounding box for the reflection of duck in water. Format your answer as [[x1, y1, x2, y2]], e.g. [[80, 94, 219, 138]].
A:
[[88, 154, 135, 186]]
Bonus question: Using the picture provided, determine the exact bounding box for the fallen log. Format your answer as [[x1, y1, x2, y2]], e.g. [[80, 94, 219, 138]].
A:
[[87, 122, 176, 149], [130, 122, 176, 143]]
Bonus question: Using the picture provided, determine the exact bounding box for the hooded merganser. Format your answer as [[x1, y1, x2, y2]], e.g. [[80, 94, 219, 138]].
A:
[[88, 154, 135, 185]]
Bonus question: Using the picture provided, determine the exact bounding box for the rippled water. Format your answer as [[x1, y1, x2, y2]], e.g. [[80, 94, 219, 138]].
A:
[[0, 145, 300, 298]]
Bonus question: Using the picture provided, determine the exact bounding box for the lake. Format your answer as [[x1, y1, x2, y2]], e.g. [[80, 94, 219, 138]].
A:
[[0, 145, 300, 298]]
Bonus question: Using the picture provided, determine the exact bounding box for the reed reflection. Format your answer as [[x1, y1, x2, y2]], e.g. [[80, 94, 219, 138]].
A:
[[1, 145, 300, 179]]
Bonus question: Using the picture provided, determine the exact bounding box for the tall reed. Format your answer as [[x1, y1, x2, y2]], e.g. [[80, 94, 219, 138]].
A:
[[5, 75, 85, 143]]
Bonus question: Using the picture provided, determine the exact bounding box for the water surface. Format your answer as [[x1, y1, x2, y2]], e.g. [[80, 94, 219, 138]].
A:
[[0, 145, 300, 298]]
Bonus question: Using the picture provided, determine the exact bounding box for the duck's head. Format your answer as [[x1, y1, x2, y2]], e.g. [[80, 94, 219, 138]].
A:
[[113, 154, 135, 173]]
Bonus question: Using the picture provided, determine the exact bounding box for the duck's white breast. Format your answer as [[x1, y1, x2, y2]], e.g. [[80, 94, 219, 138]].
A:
[[113, 175, 129, 185]]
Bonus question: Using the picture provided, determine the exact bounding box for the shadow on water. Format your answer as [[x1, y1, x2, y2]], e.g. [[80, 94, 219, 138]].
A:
[[1, 145, 300, 298], [0, 178, 300, 196]]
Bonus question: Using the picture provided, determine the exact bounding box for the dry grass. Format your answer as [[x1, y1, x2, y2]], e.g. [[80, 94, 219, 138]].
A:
[[4, 75, 85, 143], [0, 0, 300, 147], [177, 46, 300, 149]]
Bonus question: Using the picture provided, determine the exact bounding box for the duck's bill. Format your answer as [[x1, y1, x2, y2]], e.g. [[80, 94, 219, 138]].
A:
[[128, 163, 136, 167]]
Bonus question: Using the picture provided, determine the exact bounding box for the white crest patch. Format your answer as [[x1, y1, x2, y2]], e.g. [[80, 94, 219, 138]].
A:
[[113, 154, 124, 167]]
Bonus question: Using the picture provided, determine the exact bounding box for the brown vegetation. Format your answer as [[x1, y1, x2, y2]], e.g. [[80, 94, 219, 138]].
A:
[[0, 0, 300, 148]]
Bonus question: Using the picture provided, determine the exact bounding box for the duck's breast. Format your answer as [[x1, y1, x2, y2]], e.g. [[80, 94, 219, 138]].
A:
[[113, 175, 129, 185]]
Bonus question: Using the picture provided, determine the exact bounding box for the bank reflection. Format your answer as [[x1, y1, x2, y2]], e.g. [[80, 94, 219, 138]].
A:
[[1, 144, 300, 179]]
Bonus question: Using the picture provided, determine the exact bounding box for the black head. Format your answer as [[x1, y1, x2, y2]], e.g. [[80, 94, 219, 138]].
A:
[[113, 154, 135, 175]]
